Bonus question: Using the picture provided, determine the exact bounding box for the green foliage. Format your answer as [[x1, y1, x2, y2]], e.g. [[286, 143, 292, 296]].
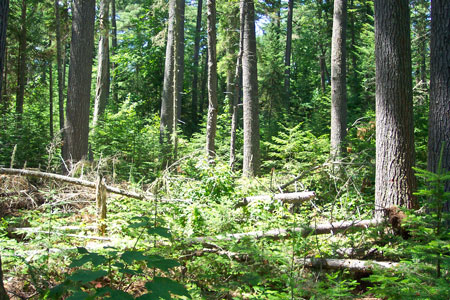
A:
[[43, 219, 190, 300], [91, 99, 162, 183]]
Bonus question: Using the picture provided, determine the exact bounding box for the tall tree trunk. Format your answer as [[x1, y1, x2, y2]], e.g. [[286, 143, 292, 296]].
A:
[[0, 256, 8, 300], [242, 0, 260, 177], [191, 0, 202, 129], [49, 61, 54, 140], [374, 0, 417, 217], [62, 0, 96, 169], [175, 0, 185, 122], [199, 50, 208, 117], [284, 0, 293, 107], [319, 46, 328, 93], [0, 0, 8, 104], [160, 0, 176, 145], [93, 0, 110, 127], [330, 0, 347, 158], [15, 0, 27, 120], [205, 0, 218, 158], [230, 0, 244, 170], [54, 0, 65, 132], [428, 0, 450, 212], [111, 0, 118, 106]]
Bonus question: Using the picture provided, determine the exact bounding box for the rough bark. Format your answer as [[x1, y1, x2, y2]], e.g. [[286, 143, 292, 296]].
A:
[[428, 0, 450, 212], [242, 0, 260, 177], [0, 255, 8, 300], [160, 0, 176, 144], [188, 219, 381, 244], [236, 191, 316, 208], [93, 0, 110, 127], [284, 0, 293, 106], [374, 0, 417, 217], [0, 0, 8, 103], [175, 0, 185, 121], [206, 0, 218, 158], [111, 0, 118, 106], [62, 0, 96, 168], [229, 1, 244, 170], [330, 0, 347, 158], [54, 0, 64, 132], [191, 0, 202, 128], [96, 175, 107, 235], [15, 0, 27, 119]]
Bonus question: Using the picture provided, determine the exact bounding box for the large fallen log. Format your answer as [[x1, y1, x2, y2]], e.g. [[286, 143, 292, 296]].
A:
[[295, 258, 398, 273], [188, 219, 382, 244], [236, 191, 316, 208], [0, 167, 150, 200]]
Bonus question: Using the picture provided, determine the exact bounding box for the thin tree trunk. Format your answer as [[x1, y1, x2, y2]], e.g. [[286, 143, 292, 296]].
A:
[[330, 0, 347, 158], [428, 0, 450, 212], [54, 0, 65, 133], [319, 46, 328, 93], [199, 50, 208, 117], [49, 61, 54, 140], [206, 0, 218, 158], [111, 0, 118, 106], [242, 0, 260, 177], [230, 1, 244, 170], [62, 0, 96, 169], [175, 0, 185, 122], [15, 0, 27, 120], [93, 0, 110, 127], [284, 0, 293, 106], [160, 0, 176, 145], [191, 0, 202, 128], [374, 0, 417, 217], [0, 0, 8, 104]]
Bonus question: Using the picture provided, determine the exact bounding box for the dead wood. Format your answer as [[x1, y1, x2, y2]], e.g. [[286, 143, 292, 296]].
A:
[[295, 257, 398, 273], [278, 165, 323, 191], [187, 219, 382, 244], [0, 167, 151, 200], [236, 191, 316, 208]]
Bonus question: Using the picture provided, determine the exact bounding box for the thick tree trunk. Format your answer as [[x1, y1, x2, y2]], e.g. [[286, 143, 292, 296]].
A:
[[242, 0, 260, 177], [205, 0, 218, 158], [428, 0, 450, 212], [374, 0, 417, 217], [230, 2, 244, 170], [295, 258, 398, 273], [330, 0, 347, 158], [93, 0, 111, 127], [15, 0, 27, 120], [283, 0, 293, 106], [54, 0, 65, 132], [0, 0, 8, 103], [110, 0, 118, 106], [0, 256, 8, 300], [62, 0, 96, 169], [160, 0, 176, 145], [191, 0, 202, 128]]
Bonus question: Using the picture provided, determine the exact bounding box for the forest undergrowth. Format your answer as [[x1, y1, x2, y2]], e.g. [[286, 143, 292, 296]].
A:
[[1, 125, 449, 299]]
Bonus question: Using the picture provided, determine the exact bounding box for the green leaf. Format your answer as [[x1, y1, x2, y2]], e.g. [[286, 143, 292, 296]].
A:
[[68, 269, 108, 283], [145, 277, 191, 299], [66, 291, 90, 300], [146, 255, 180, 272], [70, 253, 108, 268], [135, 293, 158, 300], [105, 290, 135, 300], [121, 250, 150, 264], [147, 227, 172, 239], [77, 247, 89, 254]]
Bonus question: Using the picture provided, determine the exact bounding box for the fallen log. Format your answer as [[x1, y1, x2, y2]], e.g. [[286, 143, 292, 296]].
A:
[[295, 257, 398, 273], [278, 165, 324, 191], [188, 219, 382, 244], [236, 191, 316, 208], [0, 167, 151, 200]]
